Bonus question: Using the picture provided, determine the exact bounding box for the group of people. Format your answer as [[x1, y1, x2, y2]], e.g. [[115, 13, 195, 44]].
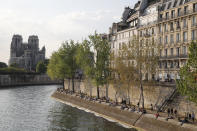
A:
[[167, 108, 177, 117], [57, 88, 196, 125]]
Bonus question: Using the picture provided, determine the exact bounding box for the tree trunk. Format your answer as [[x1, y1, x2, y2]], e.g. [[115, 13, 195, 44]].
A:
[[106, 84, 109, 99], [87, 78, 92, 97], [78, 76, 81, 92], [127, 85, 130, 105], [97, 85, 100, 99], [115, 91, 118, 104], [140, 82, 144, 109], [62, 79, 65, 90], [68, 78, 70, 90], [139, 67, 144, 109], [72, 77, 75, 93]]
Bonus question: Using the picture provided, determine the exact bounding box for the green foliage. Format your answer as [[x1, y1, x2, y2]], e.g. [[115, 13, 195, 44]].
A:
[[0, 62, 7, 68], [47, 40, 79, 79], [89, 32, 111, 87], [10, 63, 19, 68], [75, 39, 94, 78], [177, 41, 197, 104], [36, 61, 47, 74], [0, 67, 27, 73]]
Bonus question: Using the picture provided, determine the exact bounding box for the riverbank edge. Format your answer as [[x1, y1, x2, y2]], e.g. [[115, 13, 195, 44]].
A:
[[0, 82, 62, 88], [51, 91, 197, 131]]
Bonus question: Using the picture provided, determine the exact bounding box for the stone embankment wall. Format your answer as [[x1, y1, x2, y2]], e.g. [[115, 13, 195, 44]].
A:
[[52, 91, 197, 131], [64, 79, 197, 115], [0, 74, 61, 87]]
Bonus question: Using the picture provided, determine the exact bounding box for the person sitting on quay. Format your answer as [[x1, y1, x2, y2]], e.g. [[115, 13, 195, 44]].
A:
[[174, 109, 177, 118], [167, 108, 170, 117], [170, 108, 173, 116], [180, 117, 188, 126], [155, 112, 159, 120], [150, 104, 153, 111]]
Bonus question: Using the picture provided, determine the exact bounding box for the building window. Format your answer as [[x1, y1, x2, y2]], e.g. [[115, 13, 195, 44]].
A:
[[165, 35, 168, 44], [170, 34, 174, 43], [192, 16, 196, 26], [176, 21, 180, 29], [173, 0, 178, 7], [176, 33, 180, 42], [159, 37, 162, 44], [171, 10, 175, 18], [152, 28, 154, 34], [165, 49, 168, 57], [170, 22, 174, 31], [176, 47, 180, 56], [119, 43, 121, 50], [159, 24, 162, 33], [184, 6, 188, 15], [183, 32, 188, 42], [160, 49, 162, 57], [166, 12, 169, 20], [170, 61, 174, 68], [192, 30, 196, 40], [178, 8, 181, 16], [165, 61, 167, 68], [159, 62, 162, 68], [183, 46, 187, 55], [183, 19, 187, 28], [177, 61, 180, 68], [140, 31, 142, 37], [193, 3, 197, 12], [167, 2, 171, 9], [164, 24, 168, 32], [180, 0, 184, 5], [171, 48, 174, 56]]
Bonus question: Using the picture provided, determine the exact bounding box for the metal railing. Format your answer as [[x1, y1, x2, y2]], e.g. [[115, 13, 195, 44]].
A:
[[158, 10, 197, 22], [160, 54, 188, 59]]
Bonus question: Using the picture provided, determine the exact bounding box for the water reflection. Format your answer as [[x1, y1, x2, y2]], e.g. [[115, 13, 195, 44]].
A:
[[0, 85, 136, 131]]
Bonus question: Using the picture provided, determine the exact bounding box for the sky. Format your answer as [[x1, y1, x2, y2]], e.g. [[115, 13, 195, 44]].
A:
[[0, 0, 138, 64]]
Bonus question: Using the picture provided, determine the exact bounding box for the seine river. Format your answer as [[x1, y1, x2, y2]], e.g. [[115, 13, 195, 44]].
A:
[[0, 85, 136, 131]]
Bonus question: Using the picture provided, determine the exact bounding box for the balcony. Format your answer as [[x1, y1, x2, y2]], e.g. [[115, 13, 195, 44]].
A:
[[176, 26, 181, 31], [159, 54, 188, 60], [170, 28, 174, 32], [192, 23, 197, 27], [143, 33, 151, 37], [159, 10, 196, 23]]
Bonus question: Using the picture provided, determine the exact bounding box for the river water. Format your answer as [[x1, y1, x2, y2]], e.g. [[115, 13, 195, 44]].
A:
[[0, 85, 136, 131]]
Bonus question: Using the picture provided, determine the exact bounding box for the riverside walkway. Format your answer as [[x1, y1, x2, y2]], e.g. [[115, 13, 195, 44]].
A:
[[51, 89, 197, 131]]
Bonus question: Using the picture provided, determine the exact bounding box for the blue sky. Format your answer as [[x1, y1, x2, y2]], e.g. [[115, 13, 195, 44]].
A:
[[0, 0, 138, 64]]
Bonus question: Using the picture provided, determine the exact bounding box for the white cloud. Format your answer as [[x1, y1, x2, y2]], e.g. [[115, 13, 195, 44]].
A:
[[0, 9, 114, 63]]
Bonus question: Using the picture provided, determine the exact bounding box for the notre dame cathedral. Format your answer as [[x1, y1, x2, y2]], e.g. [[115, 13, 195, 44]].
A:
[[9, 35, 46, 71]]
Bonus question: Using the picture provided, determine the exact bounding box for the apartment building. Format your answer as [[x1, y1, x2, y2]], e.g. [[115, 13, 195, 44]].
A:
[[108, 0, 197, 82], [157, 0, 197, 81]]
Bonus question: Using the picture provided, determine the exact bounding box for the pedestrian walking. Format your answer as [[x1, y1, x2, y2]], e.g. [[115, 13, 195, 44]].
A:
[[167, 108, 170, 117], [192, 112, 195, 123]]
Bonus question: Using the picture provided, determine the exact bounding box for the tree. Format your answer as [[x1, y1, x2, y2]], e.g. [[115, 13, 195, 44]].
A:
[[111, 43, 137, 105], [89, 32, 111, 99], [75, 39, 94, 96], [0, 62, 7, 68], [10, 63, 19, 68], [36, 61, 47, 73], [177, 41, 197, 104], [127, 36, 159, 109], [47, 40, 79, 92]]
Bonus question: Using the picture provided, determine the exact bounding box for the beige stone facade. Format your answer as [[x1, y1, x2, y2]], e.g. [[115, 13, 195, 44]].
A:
[[109, 0, 197, 82]]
